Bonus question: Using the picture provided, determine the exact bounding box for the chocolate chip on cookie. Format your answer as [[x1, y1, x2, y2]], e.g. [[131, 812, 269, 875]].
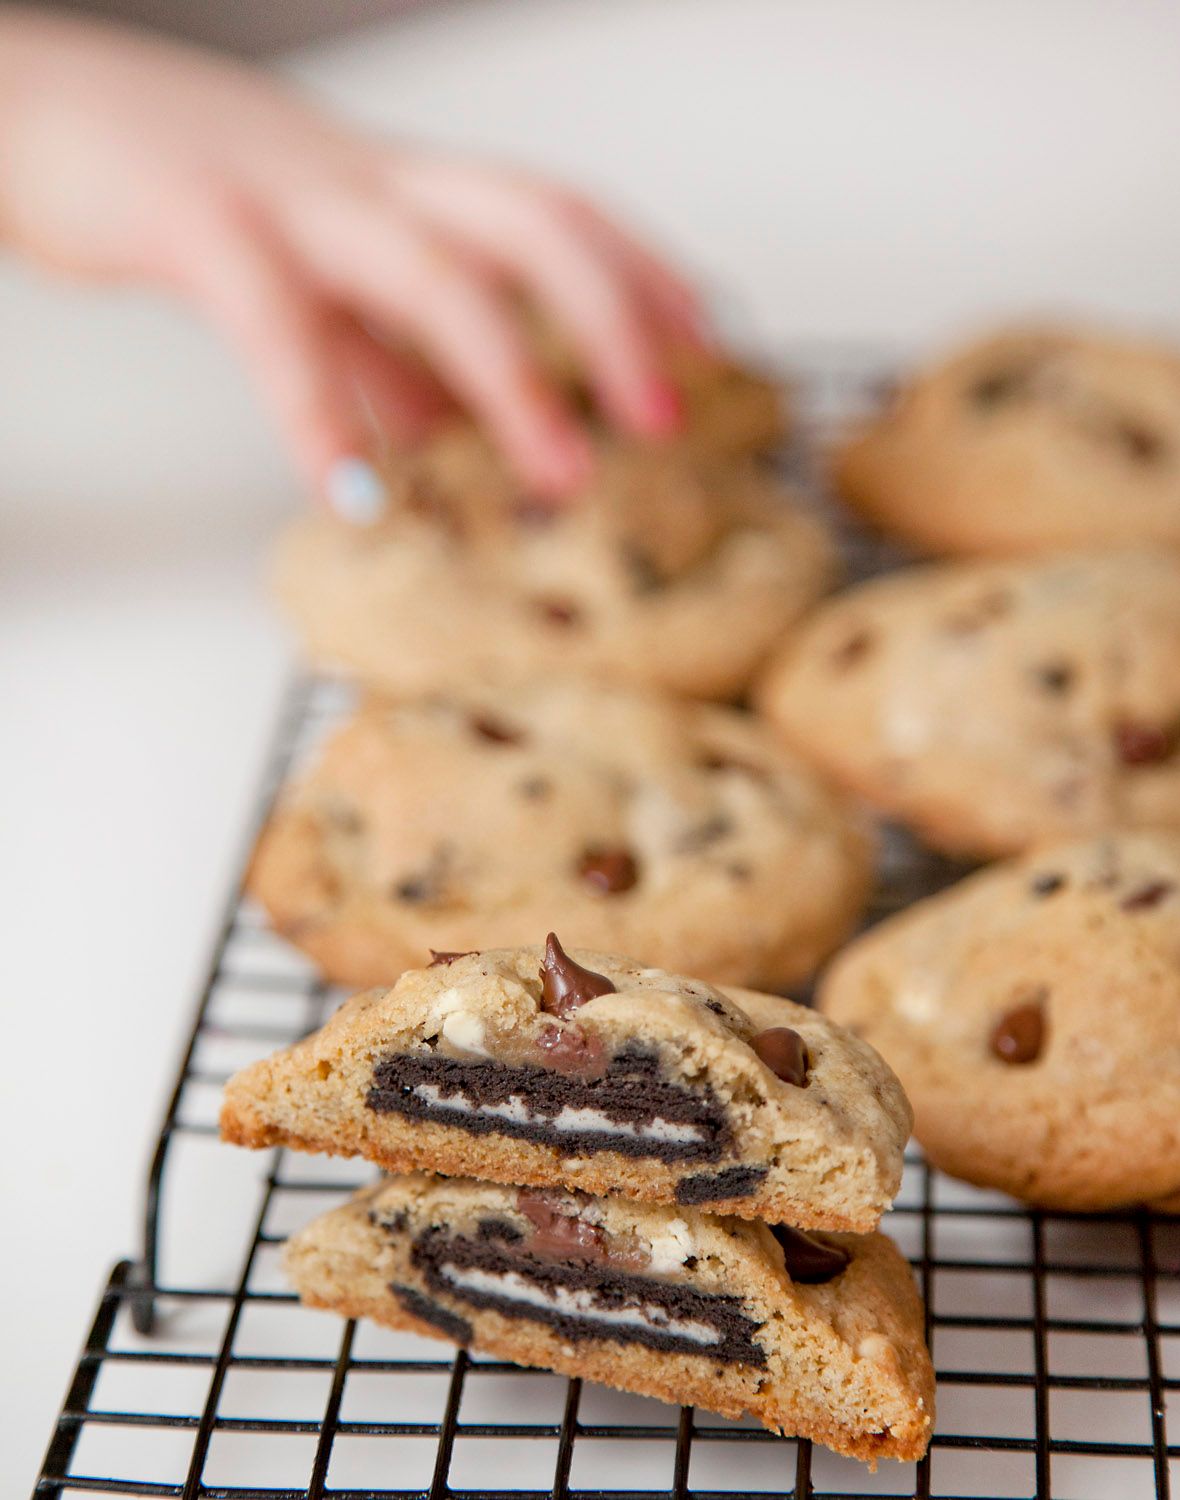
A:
[[429, 949, 476, 967], [539, 932, 616, 1018], [750, 1028, 809, 1087], [1121, 879, 1174, 912], [989, 998, 1046, 1066], [469, 713, 526, 746], [1112, 718, 1180, 766], [771, 1224, 851, 1283], [578, 846, 640, 894], [534, 597, 584, 628]]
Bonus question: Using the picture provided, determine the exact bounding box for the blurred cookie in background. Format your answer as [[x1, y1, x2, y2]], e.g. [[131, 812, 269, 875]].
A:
[[818, 831, 1180, 1210], [835, 326, 1180, 555], [276, 441, 834, 701], [757, 549, 1180, 859], [248, 678, 872, 990]]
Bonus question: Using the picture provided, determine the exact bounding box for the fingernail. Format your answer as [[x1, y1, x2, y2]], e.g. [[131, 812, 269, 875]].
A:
[[636, 380, 684, 438], [326, 457, 386, 525]]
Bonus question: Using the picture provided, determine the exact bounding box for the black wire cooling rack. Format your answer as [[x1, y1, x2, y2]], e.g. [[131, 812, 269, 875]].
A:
[[34, 355, 1180, 1500]]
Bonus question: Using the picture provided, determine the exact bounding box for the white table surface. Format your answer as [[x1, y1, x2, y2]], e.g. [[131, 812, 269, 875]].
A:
[[4, 0, 1179, 1490]]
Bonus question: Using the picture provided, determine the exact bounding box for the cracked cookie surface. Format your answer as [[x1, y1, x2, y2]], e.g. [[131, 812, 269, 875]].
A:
[[221, 942, 912, 1232], [248, 679, 872, 990], [285, 1173, 933, 1464], [819, 832, 1180, 1209], [758, 549, 1180, 858], [836, 326, 1180, 555]]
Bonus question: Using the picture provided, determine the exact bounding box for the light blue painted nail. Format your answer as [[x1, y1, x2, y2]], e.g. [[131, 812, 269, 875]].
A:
[[327, 457, 386, 525]]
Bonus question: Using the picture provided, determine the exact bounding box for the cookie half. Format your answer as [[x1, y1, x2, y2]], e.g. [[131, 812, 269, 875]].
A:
[[818, 832, 1180, 1210], [285, 1174, 933, 1463], [248, 680, 872, 990], [275, 444, 834, 702], [836, 326, 1180, 555], [221, 942, 912, 1231], [758, 549, 1180, 857]]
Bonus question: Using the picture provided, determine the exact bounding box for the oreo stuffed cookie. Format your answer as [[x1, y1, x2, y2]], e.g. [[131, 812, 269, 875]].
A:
[[285, 1174, 934, 1463], [248, 679, 871, 991], [836, 325, 1180, 555], [221, 939, 912, 1232], [819, 831, 1180, 1210], [758, 548, 1180, 858]]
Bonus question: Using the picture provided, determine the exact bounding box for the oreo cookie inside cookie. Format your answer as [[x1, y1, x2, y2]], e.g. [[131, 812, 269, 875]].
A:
[[407, 1220, 767, 1365], [367, 1044, 730, 1162]]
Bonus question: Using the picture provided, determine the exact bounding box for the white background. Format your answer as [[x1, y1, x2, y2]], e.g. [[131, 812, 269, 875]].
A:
[[3, 0, 1179, 1489]]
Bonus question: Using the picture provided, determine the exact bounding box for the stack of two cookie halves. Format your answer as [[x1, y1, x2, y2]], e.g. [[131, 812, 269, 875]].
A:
[[221, 938, 935, 1463]]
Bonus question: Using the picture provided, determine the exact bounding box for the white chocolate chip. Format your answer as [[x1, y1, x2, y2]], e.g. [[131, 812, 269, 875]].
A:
[[441, 1009, 488, 1056], [432, 987, 467, 1019], [647, 1218, 696, 1274], [857, 1333, 893, 1361]]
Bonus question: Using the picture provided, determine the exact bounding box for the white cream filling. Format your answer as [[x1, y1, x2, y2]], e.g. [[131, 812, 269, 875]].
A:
[[410, 1084, 706, 1143], [438, 1264, 720, 1346]]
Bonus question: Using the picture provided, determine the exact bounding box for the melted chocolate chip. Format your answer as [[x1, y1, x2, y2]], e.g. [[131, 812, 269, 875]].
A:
[[539, 932, 616, 1018], [698, 752, 771, 783], [1121, 879, 1175, 912], [989, 997, 1046, 1065], [623, 545, 666, 595], [1115, 419, 1165, 464], [470, 713, 526, 746], [968, 367, 1033, 408], [750, 1028, 809, 1087], [676, 814, 733, 853], [535, 597, 583, 628], [429, 949, 476, 967], [325, 804, 364, 834], [943, 589, 1015, 634], [516, 1191, 608, 1262], [1113, 719, 1180, 766], [770, 1225, 850, 1284], [578, 847, 640, 894], [518, 775, 552, 801], [1034, 661, 1075, 695], [1030, 872, 1066, 898], [394, 877, 433, 903], [535, 1020, 608, 1077], [831, 629, 875, 669]]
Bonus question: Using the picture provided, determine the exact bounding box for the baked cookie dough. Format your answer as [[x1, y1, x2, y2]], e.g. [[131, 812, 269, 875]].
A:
[[248, 679, 872, 991], [286, 1174, 933, 1463], [818, 832, 1180, 1210], [757, 549, 1180, 858], [221, 940, 913, 1231], [835, 325, 1180, 556], [274, 443, 834, 702], [528, 320, 788, 463]]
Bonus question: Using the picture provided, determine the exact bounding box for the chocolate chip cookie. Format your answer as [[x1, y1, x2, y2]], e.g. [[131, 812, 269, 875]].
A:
[[818, 832, 1180, 1210], [248, 680, 871, 990], [274, 441, 834, 701], [757, 549, 1180, 857], [286, 1173, 933, 1463], [835, 326, 1180, 555], [221, 940, 913, 1231], [528, 318, 788, 463]]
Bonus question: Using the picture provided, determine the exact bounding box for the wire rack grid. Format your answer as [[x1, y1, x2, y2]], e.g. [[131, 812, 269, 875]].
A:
[[34, 354, 1180, 1500]]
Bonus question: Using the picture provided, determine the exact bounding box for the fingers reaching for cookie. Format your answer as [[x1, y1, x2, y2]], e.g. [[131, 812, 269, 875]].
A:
[[0, 11, 708, 513]]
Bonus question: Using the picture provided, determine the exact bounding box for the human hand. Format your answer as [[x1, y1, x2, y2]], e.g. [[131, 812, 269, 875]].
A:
[[0, 9, 707, 516]]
